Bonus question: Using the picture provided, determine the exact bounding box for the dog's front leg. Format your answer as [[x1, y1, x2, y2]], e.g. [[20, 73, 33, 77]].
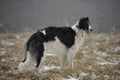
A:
[[68, 52, 75, 68], [59, 53, 67, 70]]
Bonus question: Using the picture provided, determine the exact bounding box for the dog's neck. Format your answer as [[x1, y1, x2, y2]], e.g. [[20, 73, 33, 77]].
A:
[[71, 21, 85, 37]]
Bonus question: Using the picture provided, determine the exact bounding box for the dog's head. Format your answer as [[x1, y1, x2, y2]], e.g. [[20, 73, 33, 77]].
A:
[[77, 17, 93, 34]]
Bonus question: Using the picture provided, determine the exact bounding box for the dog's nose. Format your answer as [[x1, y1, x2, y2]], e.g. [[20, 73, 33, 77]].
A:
[[90, 29, 93, 31]]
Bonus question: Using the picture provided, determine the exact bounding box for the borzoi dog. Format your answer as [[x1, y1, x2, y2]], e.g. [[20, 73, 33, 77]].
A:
[[18, 17, 93, 72]]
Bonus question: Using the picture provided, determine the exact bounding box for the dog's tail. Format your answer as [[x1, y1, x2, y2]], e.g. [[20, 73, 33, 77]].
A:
[[22, 39, 30, 62], [22, 32, 36, 62]]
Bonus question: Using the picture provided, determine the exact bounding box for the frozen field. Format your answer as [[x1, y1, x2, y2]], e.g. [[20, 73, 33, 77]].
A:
[[0, 32, 120, 80]]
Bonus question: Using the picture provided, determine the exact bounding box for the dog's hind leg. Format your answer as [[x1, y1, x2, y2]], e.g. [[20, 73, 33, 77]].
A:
[[34, 50, 44, 73], [35, 44, 44, 68], [36, 55, 42, 68], [18, 51, 34, 72]]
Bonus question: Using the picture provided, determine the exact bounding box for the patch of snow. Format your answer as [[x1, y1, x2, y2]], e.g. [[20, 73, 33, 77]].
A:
[[114, 46, 120, 52], [0, 50, 6, 56], [79, 72, 88, 77], [96, 57, 105, 62], [41, 66, 60, 71], [11, 55, 18, 61], [45, 53, 56, 57], [95, 51, 108, 57], [92, 72, 97, 80], [104, 75, 110, 80], [1, 41, 15, 46], [96, 61, 119, 65], [107, 46, 120, 52], [82, 51, 86, 54], [1, 59, 6, 62], [95, 42, 100, 45], [93, 50, 98, 54], [64, 77, 79, 80], [15, 35, 20, 39], [85, 46, 89, 49], [87, 65, 93, 70], [100, 52, 108, 57]]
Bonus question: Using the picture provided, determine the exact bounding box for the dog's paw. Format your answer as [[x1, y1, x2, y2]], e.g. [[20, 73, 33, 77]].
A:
[[18, 62, 25, 73]]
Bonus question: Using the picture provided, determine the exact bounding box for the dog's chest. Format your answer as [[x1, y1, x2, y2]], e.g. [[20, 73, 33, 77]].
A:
[[68, 32, 84, 53], [43, 37, 67, 56]]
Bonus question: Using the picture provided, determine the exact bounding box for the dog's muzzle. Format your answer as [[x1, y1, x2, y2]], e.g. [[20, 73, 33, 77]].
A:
[[88, 25, 93, 34], [85, 28, 93, 34]]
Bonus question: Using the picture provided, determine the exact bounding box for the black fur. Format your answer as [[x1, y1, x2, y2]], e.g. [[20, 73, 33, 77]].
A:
[[42, 26, 76, 48], [77, 17, 90, 32]]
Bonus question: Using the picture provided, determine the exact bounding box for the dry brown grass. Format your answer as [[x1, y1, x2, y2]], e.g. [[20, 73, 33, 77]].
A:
[[0, 33, 18, 40], [0, 32, 120, 80]]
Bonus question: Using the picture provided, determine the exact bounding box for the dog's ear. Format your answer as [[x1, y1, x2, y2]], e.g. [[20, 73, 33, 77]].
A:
[[80, 17, 89, 21], [86, 17, 89, 19], [85, 17, 89, 20]]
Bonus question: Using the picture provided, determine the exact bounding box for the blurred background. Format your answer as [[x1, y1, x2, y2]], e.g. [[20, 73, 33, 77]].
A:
[[0, 1, 120, 79], [0, 0, 120, 33]]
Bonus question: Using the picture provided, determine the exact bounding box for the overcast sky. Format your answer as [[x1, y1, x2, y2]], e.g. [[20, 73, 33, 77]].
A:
[[0, 0, 120, 32]]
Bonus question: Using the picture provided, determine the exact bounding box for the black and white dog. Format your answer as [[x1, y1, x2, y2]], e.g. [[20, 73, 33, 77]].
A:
[[18, 17, 93, 72]]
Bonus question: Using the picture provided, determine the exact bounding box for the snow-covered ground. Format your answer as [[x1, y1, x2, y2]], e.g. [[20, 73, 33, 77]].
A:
[[0, 32, 120, 80]]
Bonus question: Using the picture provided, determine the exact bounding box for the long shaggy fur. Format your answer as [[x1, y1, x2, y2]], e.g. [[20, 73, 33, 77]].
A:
[[18, 17, 92, 72]]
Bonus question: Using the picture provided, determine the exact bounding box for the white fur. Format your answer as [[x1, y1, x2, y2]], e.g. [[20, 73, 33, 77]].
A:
[[89, 25, 92, 31], [41, 30, 46, 35], [18, 52, 34, 72]]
